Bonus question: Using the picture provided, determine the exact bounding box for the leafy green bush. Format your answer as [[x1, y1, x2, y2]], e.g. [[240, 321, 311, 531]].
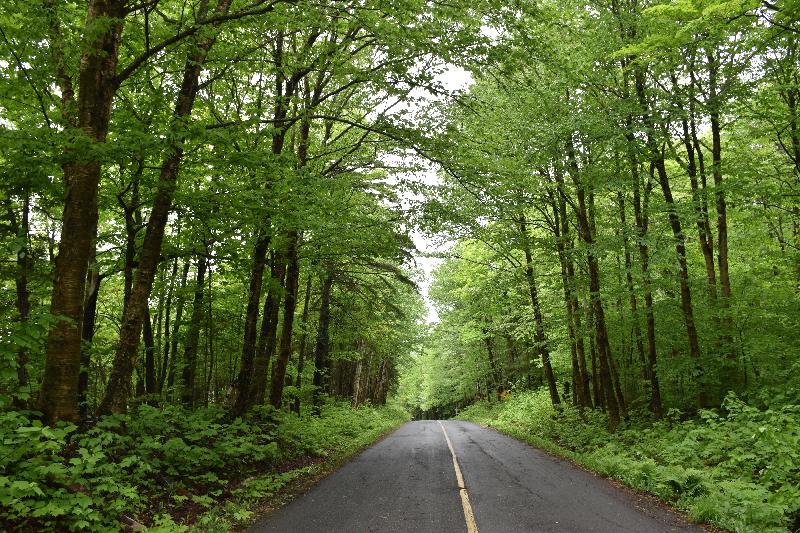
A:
[[0, 400, 408, 531], [458, 389, 800, 533]]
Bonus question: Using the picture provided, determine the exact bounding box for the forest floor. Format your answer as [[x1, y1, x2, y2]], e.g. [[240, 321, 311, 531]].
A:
[[456, 389, 800, 533]]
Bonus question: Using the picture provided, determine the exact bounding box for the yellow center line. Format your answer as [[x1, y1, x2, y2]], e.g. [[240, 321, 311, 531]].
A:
[[438, 421, 478, 533]]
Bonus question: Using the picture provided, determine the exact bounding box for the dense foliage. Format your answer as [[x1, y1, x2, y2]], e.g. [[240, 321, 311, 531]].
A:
[[0, 400, 407, 531], [0, 0, 452, 528], [395, 0, 800, 530], [2, 0, 799, 529]]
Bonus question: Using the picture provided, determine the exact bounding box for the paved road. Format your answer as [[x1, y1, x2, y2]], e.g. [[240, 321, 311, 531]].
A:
[[249, 420, 704, 533]]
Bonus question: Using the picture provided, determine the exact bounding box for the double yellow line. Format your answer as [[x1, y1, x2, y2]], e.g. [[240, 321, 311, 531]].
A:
[[438, 421, 479, 533]]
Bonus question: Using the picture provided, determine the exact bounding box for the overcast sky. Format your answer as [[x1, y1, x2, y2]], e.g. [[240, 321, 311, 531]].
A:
[[405, 66, 473, 324]]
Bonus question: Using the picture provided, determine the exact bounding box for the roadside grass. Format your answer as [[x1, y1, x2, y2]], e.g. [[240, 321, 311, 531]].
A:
[[456, 389, 800, 533], [0, 400, 409, 532]]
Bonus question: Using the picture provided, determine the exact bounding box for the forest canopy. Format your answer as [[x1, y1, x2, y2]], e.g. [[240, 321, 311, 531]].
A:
[[1, 0, 800, 530]]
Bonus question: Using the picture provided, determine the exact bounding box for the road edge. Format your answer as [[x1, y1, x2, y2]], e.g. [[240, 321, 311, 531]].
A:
[[455, 420, 726, 533], [235, 421, 409, 532]]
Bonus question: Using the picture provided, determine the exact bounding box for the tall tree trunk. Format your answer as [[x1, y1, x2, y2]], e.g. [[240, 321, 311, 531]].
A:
[[167, 259, 191, 392], [40, 0, 126, 423], [232, 232, 271, 416], [98, 0, 232, 415], [566, 138, 620, 427], [143, 307, 156, 395], [551, 183, 591, 408], [616, 192, 647, 380], [312, 268, 334, 410], [707, 46, 736, 389], [518, 215, 560, 407], [7, 195, 32, 402], [78, 263, 101, 419], [249, 253, 287, 406], [204, 266, 215, 406], [483, 331, 501, 396], [587, 299, 603, 409], [181, 253, 208, 407], [784, 50, 800, 289], [351, 355, 363, 408], [680, 63, 718, 308], [293, 274, 313, 414], [630, 152, 663, 418], [634, 68, 704, 408], [158, 257, 179, 391], [269, 231, 301, 409]]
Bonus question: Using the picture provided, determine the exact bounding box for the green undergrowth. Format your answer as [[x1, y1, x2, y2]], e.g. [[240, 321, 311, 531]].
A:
[[0, 400, 409, 532], [457, 389, 800, 533]]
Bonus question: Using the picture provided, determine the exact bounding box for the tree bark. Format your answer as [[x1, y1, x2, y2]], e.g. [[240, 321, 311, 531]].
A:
[[293, 274, 313, 414], [630, 153, 663, 419], [249, 253, 287, 406], [566, 138, 620, 427], [143, 307, 156, 395], [707, 46, 736, 390], [269, 231, 301, 409], [312, 268, 334, 410], [7, 195, 32, 401], [181, 253, 208, 407], [98, 0, 233, 415], [40, 0, 126, 424], [551, 181, 591, 408], [634, 68, 704, 408], [158, 257, 179, 391], [616, 192, 647, 380], [518, 215, 560, 408], [232, 232, 271, 416], [167, 259, 191, 391]]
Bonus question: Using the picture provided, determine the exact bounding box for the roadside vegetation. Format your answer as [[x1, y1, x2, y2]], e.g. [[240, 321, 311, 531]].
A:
[[1, 401, 408, 531], [458, 390, 800, 533]]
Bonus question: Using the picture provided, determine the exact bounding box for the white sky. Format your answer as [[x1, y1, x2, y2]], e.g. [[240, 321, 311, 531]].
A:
[[405, 66, 474, 323]]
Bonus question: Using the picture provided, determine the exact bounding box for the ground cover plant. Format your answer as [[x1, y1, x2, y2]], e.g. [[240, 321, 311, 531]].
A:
[[0, 400, 407, 531]]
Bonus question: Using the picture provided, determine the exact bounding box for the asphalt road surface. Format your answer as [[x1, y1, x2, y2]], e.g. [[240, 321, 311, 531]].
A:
[[249, 420, 704, 533]]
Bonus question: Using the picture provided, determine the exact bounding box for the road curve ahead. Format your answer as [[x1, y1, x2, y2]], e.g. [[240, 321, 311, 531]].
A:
[[249, 420, 704, 533]]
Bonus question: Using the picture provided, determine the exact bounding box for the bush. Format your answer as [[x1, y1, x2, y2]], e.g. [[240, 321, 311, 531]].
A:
[[0, 400, 408, 531]]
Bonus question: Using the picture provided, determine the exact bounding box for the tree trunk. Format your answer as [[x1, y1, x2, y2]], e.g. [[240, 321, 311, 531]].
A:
[[232, 232, 271, 416], [518, 215, 560, 407], [617, 192, 647, 380], [312, 268, 334, 410], [143, 307, 156, 395], [707, 46, 736, 388], [158, 257, 179, 392], [98, 0, 232, 415], [167, 259, 191, 392], [7, 195, 32, 402], [269, 231, 301, 409], [351, 356, 363, 408], [78, 263, 101, 419], [551, 184, 591, 408], [293, 274, 313, 414], [181, 253, 208, 407], [566, 138, 619, 427], [630, 150, 663, 419], [587, 300, 603, 409], [40, 0, 126, 424], [249, 253, 287, 406], [634, 68, 704, 408]]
